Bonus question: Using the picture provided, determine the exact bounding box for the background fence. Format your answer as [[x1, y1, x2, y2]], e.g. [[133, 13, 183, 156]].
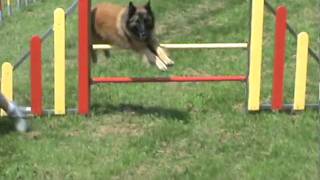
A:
[[0, 0, 38, 23]]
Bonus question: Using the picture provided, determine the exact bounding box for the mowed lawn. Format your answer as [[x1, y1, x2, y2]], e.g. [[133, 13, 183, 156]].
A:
[[0, 0, 319, 179]]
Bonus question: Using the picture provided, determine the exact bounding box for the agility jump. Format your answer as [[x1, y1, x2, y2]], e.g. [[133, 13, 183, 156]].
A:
[[1, 0, 319, 116], [79, 0, 319, 114]]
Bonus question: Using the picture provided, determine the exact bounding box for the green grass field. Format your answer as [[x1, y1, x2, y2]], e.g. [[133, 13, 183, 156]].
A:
[[0, 0, 319, 179]]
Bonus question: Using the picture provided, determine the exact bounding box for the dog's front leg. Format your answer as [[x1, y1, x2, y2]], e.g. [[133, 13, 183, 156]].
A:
[[148, 37, 175, 66], [156, 46, 175, 66], [143, 49, 168, 71]]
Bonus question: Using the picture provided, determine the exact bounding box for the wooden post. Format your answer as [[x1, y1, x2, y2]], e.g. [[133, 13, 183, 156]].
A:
[[271, 6, 287, 110], [248, 0, 265, 111], [78, 0, 91, 115], [30, 35, 43, 116], [54, 8, 66, 115], [293, 32, 309, 111], [1, 62, 13, 116]]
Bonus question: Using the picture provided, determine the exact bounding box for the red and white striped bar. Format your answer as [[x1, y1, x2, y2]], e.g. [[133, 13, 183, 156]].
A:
[[93, 43, 248, 50], [92, 76, 247, 84]]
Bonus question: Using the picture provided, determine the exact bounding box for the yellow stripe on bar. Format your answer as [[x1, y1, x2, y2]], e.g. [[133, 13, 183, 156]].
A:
[[1, 62, 13, 116], [248, 0, 265, 111], [293, 32, 309, 111], [54, 8, 66, 115], [7, 0, 11, 6]]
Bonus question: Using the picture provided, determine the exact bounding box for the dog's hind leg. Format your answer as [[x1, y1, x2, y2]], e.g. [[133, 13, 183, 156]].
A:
[[91, 47, 98, 63], [104, 49, 111, 58]]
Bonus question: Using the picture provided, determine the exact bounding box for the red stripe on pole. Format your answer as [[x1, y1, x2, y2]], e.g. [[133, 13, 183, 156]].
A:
[[272, 6, 287, 110], [92, 76, 247, 84], [78, 0, 91, 115], [30, 35, 43, 116]]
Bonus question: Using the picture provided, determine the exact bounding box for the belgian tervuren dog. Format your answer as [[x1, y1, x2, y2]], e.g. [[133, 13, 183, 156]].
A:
[[91, 1, 174, 71]]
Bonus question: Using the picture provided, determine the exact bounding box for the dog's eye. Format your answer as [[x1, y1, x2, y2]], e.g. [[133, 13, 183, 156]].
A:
[[132, 25, 139, 32], [144, 17, 151, 23], [144, 18, 153, 26], [129, 21, 137, 28]]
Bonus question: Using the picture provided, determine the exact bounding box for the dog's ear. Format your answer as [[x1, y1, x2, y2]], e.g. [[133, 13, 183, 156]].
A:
[[145, 0, 152, 11], [128, 1, 136, 17]]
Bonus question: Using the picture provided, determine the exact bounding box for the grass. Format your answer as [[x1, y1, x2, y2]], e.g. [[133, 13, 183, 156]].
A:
[[0, 0, 319, 179]]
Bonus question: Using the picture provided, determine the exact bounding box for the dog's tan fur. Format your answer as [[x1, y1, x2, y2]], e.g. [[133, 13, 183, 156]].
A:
[[91, 2, 174, 71]]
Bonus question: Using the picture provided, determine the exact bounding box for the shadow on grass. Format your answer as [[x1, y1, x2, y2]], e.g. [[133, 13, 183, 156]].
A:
[[91, 103, 191, 123], [0, 118, 15, 135]]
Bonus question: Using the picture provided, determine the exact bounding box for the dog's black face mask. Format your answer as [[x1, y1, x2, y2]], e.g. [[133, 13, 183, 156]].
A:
[[126, 1, 155, 41]]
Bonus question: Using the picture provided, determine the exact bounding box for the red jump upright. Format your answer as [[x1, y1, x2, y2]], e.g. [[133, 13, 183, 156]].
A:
[[30, 35, 43, 116], [272, 6, 287, 110], [78, 0, 91, 115]]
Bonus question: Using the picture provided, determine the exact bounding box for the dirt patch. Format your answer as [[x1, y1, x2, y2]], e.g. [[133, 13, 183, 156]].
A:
[[94, 123, 144, 138], [26, 131, 42, 140], [232, 103, 245, 112], [65, 130, 81, 137]]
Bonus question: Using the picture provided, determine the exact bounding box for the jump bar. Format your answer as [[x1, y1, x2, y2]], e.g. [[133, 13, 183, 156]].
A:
[[93, 43, 248, 50], [91, 76, 247, 84]]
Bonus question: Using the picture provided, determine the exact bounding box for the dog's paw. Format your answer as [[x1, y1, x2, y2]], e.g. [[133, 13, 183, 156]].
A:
[[155, 59, 168, 71], [157, 47, 175, 66], [163, 58, 175, 66]]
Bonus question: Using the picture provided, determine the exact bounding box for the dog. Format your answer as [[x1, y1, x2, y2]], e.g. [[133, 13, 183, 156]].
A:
[[90, 1, 174, 71], [0, 93, 30, 132]]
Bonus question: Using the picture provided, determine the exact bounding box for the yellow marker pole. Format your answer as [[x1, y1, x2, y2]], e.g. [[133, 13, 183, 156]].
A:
[[293, 32, 309, 111], [1, 62, 13, 116], [7, 0, 12, 16], [248, 0, 265, 111], [54, 8, 66, 115]]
